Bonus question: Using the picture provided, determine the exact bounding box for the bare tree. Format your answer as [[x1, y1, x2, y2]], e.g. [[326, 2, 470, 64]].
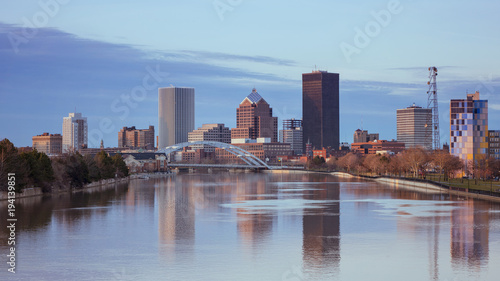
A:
[[401, 148, 429, 178], [338, 153, 361, 173]]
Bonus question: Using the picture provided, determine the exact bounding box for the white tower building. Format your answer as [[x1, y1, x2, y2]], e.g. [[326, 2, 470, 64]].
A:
[[62, 112, 88, 152], [158, 87, 195, 148]]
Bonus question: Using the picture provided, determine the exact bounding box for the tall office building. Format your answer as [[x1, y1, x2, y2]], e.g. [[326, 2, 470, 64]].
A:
[[302, 70, 339, 151], [118, 126, 155, 150], [62, 112, 88, 152], [450, 91, 488, 163], [279, 118, 303, 155], [158, 87, 195, 148], [397, 104, 432, 150], [32, 133, 62, 154], [188, 123, 231, 152], [231, 88, 278, 142]]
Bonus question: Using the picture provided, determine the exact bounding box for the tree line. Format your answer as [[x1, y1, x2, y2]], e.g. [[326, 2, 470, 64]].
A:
[[0, 139, 128, 193], [309, 147, 500, 180]]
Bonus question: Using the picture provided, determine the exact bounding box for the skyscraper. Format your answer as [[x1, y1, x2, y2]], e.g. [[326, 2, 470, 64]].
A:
[[302, 71, 339, 151], [450, 91, 488, 163], [397, 104, 432, 150], [158, 87, 195, 148], [62, 112, 87, 152], [231, 88, 278, 142]]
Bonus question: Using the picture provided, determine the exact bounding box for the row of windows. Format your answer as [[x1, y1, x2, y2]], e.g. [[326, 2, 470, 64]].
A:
[[450, 101, 473, 108]]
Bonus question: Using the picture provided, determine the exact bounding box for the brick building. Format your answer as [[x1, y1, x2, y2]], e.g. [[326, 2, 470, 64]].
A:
[[351, 140, 405, 155], [231, 88, 278, 142], [118, 126, 155, 150], [32, 133, 63, 155]]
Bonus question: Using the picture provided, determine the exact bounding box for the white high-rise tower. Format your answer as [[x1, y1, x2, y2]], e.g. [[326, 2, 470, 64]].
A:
[[158, 87, 195, 148], [62, 112, 88, 152]]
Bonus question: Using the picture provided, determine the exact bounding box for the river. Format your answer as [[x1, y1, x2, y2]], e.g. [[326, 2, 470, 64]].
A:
[[1, 172, 500, 280]]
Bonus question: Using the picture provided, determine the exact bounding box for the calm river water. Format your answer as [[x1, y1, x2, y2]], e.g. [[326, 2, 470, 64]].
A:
[[1, 172, 500, 281]]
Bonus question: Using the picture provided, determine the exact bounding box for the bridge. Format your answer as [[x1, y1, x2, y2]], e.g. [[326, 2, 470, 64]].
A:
[[157, 141, 272, 169]]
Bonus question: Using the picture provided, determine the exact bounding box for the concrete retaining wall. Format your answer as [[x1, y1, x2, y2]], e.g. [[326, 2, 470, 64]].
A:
[[0, 187, 44, 200], [0, 177, 131, 201], [373, 177, 445, 194]]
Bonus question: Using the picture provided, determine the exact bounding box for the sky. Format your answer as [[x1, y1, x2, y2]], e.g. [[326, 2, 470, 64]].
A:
[[1, 0, 500, 148]]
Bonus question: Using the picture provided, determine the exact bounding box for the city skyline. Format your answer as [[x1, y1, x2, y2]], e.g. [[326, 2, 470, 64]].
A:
[[1, 1, 500, 148]]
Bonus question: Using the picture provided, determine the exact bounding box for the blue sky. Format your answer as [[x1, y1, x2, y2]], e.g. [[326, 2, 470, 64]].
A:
[[1, 0, 499, 148]]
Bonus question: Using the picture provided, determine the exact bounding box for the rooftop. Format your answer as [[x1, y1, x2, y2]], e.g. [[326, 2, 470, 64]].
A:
[[241, 88, 263, 104]]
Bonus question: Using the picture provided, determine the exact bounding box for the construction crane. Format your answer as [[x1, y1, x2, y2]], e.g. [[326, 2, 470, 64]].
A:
[[426, 67, 440, 150]]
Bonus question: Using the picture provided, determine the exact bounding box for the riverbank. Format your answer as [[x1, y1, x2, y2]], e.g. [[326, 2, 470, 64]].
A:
[[0, 176, 133, 201], [268, 169, 500, 203], [0, 171, 175, 201]]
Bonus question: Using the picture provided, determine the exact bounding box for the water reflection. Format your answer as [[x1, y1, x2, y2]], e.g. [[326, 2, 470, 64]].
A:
[[157, 176, 195, 262], [3, 173, 500, 280], [451, 200, 489, 270], [302, 179, 340, 275], [0, 183, 129, 247]]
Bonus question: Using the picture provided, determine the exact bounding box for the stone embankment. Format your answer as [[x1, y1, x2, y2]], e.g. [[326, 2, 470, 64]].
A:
[[0, 176, 134, 201], [269, 169, 500, 203]]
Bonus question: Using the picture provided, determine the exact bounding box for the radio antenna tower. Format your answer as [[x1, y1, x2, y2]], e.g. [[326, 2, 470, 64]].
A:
[[426, 66, 440, 150]]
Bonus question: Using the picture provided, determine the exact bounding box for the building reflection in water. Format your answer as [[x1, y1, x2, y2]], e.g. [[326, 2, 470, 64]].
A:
[[451, 200, 489, 270], [157, 176, 195, 262], [301, 174, 340, 274], [234, 174, 274, 252]]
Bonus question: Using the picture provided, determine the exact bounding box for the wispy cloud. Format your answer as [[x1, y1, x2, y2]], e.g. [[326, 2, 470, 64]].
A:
[[1, 22, 498, 147]]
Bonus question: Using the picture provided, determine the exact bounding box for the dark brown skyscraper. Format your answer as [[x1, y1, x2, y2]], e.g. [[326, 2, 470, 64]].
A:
[[231, 88, 278, 142], [302, 71, 339, 150]]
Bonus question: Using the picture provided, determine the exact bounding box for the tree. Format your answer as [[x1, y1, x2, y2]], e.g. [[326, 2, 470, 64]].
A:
[[326, 157, 338, 171], [338, 153, 361, 173], [112, 154, 129, 178], [430, 149, 463, 181], [20, 150, 55, 192], [489, 157, 500, 179], [401, 148, 429, 178], [54, 152, 90, 189], [94, 151, 114, 179], [388, 154, 404, 176], [475, 154, 492, 180], [0, 139, 28, 192], [312, 155, 326, 166], [443, 154, 463, 180], [84, 154, 101, 182]]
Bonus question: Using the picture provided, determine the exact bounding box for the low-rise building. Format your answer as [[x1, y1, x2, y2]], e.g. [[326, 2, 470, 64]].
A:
[[118, 126, 155, 150], [188, 123, 231, 152], [119, 153, 168, 173], [32, 133, 63, 155], [489, 130, 500, 159], [353, 129, 379, 143], [215, 139, 292, 164], [313, 149, 328, 159], [351, 140, 405, 155], [279, 118, 303, 155]]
